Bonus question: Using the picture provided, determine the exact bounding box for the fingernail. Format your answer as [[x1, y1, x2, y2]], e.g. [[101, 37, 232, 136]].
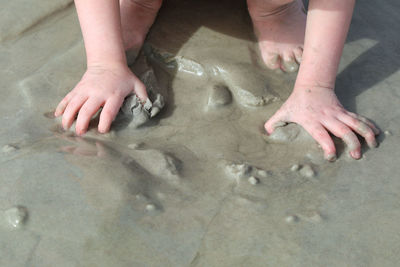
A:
[[326, 153, 337, 162]]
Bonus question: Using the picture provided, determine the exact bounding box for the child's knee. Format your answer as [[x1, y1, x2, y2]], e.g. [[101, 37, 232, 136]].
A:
[[128, 0, 163, 11], [247, 0, 298, 17], [247, 0, 296, 14]]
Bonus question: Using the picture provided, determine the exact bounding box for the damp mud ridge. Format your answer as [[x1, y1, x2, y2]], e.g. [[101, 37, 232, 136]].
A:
[[1, 0, 400, 266]]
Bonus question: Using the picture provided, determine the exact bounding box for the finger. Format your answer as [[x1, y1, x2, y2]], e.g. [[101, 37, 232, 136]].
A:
[[75, 98, 105, 135], [302, 122, 336, 161], [55, 92, 74, 117], [62, 95, 88, 130], [281, 51, 299, 73], [337, 113, 377, 148], [293, 47, 303, 64], [346, 112, 379, 135], [321, 119, 361, 159], [133, 79, 148, 103], [98, 96, 125, 133], [264, 110, 287, 134]]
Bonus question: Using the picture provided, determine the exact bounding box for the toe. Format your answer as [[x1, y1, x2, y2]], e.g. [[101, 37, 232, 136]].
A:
[[261, 50, 281, 70], [293, 47, 303, 64], [281, 51, 299, 73]]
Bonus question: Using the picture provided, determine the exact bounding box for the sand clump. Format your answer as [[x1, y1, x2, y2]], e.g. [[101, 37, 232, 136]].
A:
[[3, 206, 28, 229], [248, 176, 260, 185], [2, 144, 19, 153], [299, 164, 316, 178], [225, 162, 270, 182]]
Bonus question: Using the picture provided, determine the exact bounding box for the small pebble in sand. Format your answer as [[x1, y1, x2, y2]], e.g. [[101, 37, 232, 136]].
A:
[[384, 130, 392, 136], [226, 163, 253, 179], [257, 170, 269, 178], [248, 176, 260, 185], [128, 143, 140, 149], [4, 206, 28, 228], [2, 144, 18, 153], [285, 215, 299, 223], [290, 164, 300, 172], [308, 211, 323, 223], [237, 164, 252, 175], [145, 204, 156, 212], [299, 164, 315, 178]]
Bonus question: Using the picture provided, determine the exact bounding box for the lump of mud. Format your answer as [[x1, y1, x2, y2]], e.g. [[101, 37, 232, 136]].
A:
[[4, 206, 28, 228], [225, 162, 270, 181], [119, 69, 166, 128], [208, 84, 232, 108]]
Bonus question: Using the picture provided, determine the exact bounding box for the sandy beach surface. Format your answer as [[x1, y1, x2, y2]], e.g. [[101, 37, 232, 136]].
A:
[[1, 0, 400, 266]]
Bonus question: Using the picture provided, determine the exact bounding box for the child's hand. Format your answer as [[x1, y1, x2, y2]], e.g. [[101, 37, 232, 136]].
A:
[[54, 64, 147, 135], [264, 86, 379, 161]]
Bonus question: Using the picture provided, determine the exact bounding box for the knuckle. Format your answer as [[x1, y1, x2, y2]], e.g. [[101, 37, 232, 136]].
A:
[[69, 97, 82, 107], [348, 117, 359, 126], [113, 90, 126, 99], [339, 126, 351, 135], [347, 112, 357, 119]]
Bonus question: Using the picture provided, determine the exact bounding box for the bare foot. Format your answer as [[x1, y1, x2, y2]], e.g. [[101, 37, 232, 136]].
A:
[[248, 0, 306, 72], [120, 0, 162, 52]]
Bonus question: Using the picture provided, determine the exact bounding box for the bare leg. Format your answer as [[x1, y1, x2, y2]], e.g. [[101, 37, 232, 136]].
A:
[[247, 0, 306, 72], [120, 0, 163, 51]]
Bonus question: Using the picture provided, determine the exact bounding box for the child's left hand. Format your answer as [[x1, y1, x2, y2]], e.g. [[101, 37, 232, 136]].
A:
[[264, 85, 379, 161]]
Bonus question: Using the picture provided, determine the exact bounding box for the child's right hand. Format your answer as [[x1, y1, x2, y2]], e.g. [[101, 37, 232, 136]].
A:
[[54, 64, 147, 135]]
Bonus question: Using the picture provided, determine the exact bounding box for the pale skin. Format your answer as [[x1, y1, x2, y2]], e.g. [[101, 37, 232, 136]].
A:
[[55, 0, 379, 161]]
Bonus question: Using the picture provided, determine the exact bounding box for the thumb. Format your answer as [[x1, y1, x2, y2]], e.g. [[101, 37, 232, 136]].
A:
[[264, 110, 287, 134], [133, 79, 148, 103]]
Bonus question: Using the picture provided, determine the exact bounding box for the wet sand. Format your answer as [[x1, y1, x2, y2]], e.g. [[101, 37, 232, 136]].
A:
[[1, 0, 400, 266]]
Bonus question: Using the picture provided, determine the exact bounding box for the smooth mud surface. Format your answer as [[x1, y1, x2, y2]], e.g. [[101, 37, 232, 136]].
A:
[[1, 0, 400, 266]]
